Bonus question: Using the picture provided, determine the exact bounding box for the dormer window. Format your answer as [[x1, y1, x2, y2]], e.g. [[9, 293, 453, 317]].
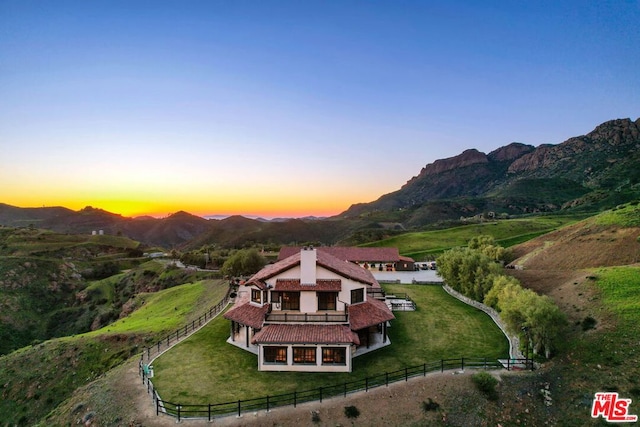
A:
[[350, 288, 364, 304], [251, 289, 262, 304]]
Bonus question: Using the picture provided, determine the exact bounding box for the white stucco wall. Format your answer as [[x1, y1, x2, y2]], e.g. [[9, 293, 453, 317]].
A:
[[266, 264, 370, 312]]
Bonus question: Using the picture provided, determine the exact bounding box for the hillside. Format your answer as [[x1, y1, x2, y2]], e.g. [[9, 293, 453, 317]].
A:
[[341, 117, 640, 225], [35, 203, 640, 426], [0, 204, 638, 425], [0, 228, 218, 355]]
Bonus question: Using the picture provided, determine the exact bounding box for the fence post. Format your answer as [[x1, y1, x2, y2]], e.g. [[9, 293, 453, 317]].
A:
[[385, 372, 389, 387], [156, 396, 159, 416], [208, 403, 211, 422], [237, 400, 241, 418], [293, 391, 297, 408], [266, 395, 270, 412], [319, 387, 323, 403], [365, 377, 368, 392], [441, 359, 444, 373], [344, 382, 347, 397], [405, 367, 408, 381], [177, 405, 181, 422], [461, 357, 464, 371], [423, 363, 426, 376]]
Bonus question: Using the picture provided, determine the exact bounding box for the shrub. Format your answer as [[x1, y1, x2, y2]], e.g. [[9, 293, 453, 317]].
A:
[[581, 316, 597, 331], [344, 405, 360, 419], [472, 371, 499, 400], [422, 398, 440, 412]]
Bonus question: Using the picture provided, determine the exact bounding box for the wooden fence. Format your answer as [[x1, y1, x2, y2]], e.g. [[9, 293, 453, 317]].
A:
[[140, 292, 230, 365], [140, 356, 533, 422]]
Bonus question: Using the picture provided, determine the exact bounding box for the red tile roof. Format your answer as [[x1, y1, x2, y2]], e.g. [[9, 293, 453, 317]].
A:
[[223, 303, 269, 329], [348, 298, 396, 331], [251, 324, 360, 345], [245, 249, 380, 288], [278, 246, 406, 263], [275, 279, 342, 291]]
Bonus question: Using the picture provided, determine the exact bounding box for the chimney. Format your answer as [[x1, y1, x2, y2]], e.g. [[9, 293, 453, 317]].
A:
[[300, 247, 317, 285]]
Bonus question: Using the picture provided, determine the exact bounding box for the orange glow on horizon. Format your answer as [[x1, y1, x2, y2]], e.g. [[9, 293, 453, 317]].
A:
[[0, 177, 370, 219], [2, 197, 350, 219]]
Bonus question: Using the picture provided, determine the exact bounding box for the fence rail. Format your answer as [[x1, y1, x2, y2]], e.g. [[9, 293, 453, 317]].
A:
[[140, 292, 230, 365], [140, 356, 531, 422], [265, 312, 348, 323]]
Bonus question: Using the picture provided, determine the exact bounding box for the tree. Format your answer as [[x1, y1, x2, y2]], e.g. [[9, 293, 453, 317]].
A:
[[438, 236, 565, 359], [488, 277, 566, 358], [221, 248, 266, 277], [436, 247, 502, 301]]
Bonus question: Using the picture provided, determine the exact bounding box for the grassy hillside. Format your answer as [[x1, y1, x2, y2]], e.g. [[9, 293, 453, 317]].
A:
[[0, 227, 224, 355], [495, 201, 640, 425], [0, 278, 229, 426], [360, 215, 581, 260]]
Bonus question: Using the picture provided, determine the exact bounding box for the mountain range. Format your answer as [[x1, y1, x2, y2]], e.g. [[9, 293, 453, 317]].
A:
[[1, 117, 638, 248]]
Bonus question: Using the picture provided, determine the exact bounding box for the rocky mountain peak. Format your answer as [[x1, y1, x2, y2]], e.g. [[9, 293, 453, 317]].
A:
[[418, 149, 488, 178], [488, 142, 535, 162], [507, 117, 640, 174]]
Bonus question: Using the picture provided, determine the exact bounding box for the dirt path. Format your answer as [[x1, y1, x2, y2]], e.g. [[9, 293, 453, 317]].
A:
[[126, 364, 493, 427]]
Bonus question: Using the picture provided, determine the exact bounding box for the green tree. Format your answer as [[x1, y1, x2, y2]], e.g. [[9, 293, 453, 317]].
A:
[[468, 234, 511, 263], [221, 248, 266, 277], [524, 295, 566, 358], [436, 247, 501, 301]]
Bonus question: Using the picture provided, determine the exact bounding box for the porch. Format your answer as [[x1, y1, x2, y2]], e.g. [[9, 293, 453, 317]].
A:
[[353, 322, 392, 358]]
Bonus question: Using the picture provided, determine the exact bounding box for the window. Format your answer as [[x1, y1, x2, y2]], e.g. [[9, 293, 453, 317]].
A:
[[281, 292, 300, 310], [322, 347, 346, 365], [351, 288, 364, 304], [263, 346, 287, 364], [317, 292, 337, 310], [251, 289, 261, 303], [293, 347, 316, 364]]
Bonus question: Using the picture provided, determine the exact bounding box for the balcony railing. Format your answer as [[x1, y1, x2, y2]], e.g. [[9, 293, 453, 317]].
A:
[[265, 311, 348, 324]]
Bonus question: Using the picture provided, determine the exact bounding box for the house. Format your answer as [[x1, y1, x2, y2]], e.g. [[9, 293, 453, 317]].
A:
[[223, 247, 395, 372], [277, 246, 415, 272]]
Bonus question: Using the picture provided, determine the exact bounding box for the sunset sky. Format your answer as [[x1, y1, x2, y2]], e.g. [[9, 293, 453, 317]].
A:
[[1, 1, 638, 218]]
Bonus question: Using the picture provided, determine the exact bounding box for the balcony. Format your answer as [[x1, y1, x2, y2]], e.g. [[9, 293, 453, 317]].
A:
[[265, 311, 348, 324]]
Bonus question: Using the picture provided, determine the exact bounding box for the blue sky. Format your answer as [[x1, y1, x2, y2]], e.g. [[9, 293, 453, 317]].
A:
[[1, 1, 638, 217]]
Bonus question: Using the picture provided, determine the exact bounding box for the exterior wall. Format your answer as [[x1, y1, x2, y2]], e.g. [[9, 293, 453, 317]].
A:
[[257, 344, 352, 372], [265, 265, 370, 312], [299, 290, 317, 313]]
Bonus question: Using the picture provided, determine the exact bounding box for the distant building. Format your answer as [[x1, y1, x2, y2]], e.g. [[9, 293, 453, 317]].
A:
[[277, 246, 415, 272]]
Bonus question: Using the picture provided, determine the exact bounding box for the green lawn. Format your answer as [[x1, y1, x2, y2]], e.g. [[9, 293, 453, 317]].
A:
[[151, 284, 509, 404]]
